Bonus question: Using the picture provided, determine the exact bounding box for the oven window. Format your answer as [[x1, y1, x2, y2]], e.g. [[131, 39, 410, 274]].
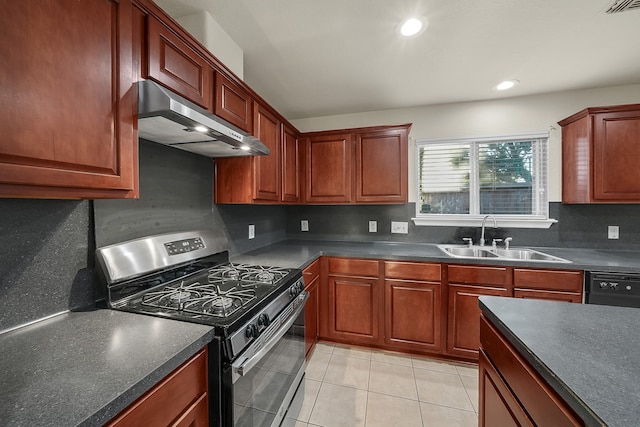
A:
[[233, 321, 305, 426]]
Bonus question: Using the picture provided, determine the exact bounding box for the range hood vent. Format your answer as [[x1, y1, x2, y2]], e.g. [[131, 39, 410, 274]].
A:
[[605, 0, 640, 14], [137, 80, 269, 158]]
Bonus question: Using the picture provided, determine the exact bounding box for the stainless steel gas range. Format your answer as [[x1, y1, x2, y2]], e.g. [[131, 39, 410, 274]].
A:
[[96, 230, 307, 427]]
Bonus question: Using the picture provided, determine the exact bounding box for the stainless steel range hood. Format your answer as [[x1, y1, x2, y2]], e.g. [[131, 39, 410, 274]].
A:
[[137, 80, 269, 157]]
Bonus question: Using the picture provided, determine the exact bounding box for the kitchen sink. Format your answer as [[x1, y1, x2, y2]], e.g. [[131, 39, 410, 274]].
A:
[[437, 244, 571, 263]]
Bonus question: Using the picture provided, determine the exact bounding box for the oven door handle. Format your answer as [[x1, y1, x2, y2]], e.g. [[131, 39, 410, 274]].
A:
[[232, 292, 308, 382]]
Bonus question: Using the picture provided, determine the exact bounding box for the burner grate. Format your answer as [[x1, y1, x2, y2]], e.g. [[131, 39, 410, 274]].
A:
[[141, 281, 256, 317]]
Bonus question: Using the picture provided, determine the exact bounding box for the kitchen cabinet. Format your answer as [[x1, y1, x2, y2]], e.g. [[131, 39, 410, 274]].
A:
[[146, 14, 213, 110], [560, 103, 640, 203], [513, 268, 583, 303], [303, 259, 320, 358], [384, 261, 443, 353], [326, 258, 383, 346], [281, 124, 301, 203], [214, 71, 253, 133], [355, 127, 409, 203], [214, 103, 281, 203], [304, 133, 353, 203], [0, 0, 138, 199], [479, 316, 582, 426], [303, 124, 411, 204], [106, 348, 208, 427], [446, 265, 510, 360]]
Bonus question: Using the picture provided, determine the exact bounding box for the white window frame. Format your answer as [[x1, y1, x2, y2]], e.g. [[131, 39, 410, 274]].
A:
[[412, 132, 557, 229]]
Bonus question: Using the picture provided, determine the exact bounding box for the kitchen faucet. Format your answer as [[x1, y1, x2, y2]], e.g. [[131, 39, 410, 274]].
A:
[[479, 215, 497, 247]]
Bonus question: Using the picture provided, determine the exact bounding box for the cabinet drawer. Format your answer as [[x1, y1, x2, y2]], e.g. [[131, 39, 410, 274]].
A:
[[513, 289, 582, 303], [513, 269, 583, 292], [303, 259, 320, 284], [107, 348, 208, 427], [480, 318, 581, 426], [448, 265, 508, 286], [385, 261, 440, 281], [329, 258, 379, 277]]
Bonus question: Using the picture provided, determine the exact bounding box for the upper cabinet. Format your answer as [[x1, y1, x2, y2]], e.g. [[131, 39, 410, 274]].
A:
[[560, 104, 640, 203], [281, 124, 301, 203], [214, 72, 253, 133], [303, 124, 411, 204], [146, 15, 213, 109], [214, 102, 284, 203], [0, 0, 138, 199], [304, 133, 353, 204]]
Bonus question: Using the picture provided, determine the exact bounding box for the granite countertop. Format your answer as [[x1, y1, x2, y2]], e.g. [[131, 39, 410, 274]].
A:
[[0, 309, 215, 427], [231, 239, 640, 272], [479, 296, 640, 427]]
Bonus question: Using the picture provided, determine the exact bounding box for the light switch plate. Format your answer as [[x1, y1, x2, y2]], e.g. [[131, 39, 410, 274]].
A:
[[391, 221, 409, 234], [301, 220, 309, 232], [369, 220, 377, 233], [248, 224, 255, 239], [608, 225, 619, 239]]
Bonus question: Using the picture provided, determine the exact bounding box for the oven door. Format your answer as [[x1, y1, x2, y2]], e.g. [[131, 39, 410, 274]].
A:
[[230, 292, 308, 427]]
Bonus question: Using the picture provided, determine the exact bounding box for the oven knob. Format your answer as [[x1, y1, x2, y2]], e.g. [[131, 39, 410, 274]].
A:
[[245, 324, 258, 339], [258, 313, 270, 327], [289, 286, 298, 297]]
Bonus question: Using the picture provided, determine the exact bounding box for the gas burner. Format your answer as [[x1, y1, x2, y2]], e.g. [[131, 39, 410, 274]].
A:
[[170, 290, 195, 303], [255, 271, 275, 283]]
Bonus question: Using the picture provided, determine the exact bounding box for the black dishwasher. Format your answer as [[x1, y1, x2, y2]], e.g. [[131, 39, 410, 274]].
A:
[[586, 271, 640, 308]]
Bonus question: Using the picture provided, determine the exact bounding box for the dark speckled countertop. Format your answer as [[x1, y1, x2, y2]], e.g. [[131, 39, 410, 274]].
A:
[[231, 239, 640, 272], [479, 297, 640, 427], [0, 309, 214, 427]]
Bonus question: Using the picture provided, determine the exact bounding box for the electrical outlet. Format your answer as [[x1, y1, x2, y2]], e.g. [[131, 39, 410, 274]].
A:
[[608, 225, 619, 239], [248, 224, 255, 239], [301, 220, 309, 232], [391, 221, 409, 234], [369, 220, 377, 233]]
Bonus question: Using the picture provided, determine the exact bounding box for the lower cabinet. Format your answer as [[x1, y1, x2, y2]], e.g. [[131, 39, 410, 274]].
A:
[[446, 265, 510, 360], [303, 259, 320, 358], [326, 258, 383, 346], [479, 316, 582, 426], [316, 257, 584, 362], [106, 348, 208, 427], [384, 261, 443, 353]]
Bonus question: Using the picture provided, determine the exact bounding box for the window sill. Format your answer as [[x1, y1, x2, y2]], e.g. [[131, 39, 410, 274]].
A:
[[411, 216, 557, 229]]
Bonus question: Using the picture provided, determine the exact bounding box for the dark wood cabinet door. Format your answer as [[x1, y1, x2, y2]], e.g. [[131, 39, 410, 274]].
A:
[[147, 15, 213, 109], [305, 134, 352, 203], [328, 275, 382, 345], [385, 279, 442, 352], [593, 108, 640, 200], [107, 348, 208, 426], [447, 284, 509, 360], [253, 105, 280, 201], [304, 275, 319, 358], [479, 350, 533, 427], [214, 72, 252, 132], [355, 127, 408, 203], [0, 0, 137, 199], [281, 125, 300, 203]]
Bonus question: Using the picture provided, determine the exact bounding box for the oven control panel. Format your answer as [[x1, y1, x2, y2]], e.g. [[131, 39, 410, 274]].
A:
[[164, 237, 205, 255]]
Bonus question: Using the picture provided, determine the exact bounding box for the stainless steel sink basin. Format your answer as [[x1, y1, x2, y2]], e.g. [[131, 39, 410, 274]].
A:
[[437, 244, 571, 263], [440, 246, 499, 258], [491, 248, 571, 263]]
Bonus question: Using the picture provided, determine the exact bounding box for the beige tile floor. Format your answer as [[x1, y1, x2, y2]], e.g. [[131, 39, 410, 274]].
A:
[[283, 341, 478, 427]]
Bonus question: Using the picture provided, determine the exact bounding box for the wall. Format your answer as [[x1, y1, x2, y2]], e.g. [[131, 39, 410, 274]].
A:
[[285, 202, 640, 250], [0, 199, 93, 333], [291, 84, 640, 203]]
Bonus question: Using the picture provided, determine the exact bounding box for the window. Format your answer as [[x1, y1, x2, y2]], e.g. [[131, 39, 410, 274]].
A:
[[414, 132, 556, 228]]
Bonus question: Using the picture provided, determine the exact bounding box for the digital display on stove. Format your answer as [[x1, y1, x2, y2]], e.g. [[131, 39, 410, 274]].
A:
[[164, 237, 205, 255]]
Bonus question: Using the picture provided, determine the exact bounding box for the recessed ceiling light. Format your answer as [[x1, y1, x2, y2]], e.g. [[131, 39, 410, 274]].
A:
[[194, 125, 208, 133], [495, 80, 519, 91], [399, 17, 427, 38]]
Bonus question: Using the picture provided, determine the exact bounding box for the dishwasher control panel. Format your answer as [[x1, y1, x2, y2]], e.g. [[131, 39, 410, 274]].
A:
[[587, 271, 640, 307]]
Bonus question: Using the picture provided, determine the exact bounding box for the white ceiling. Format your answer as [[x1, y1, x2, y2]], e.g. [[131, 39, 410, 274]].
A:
[[155, 0, 640, 120]]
